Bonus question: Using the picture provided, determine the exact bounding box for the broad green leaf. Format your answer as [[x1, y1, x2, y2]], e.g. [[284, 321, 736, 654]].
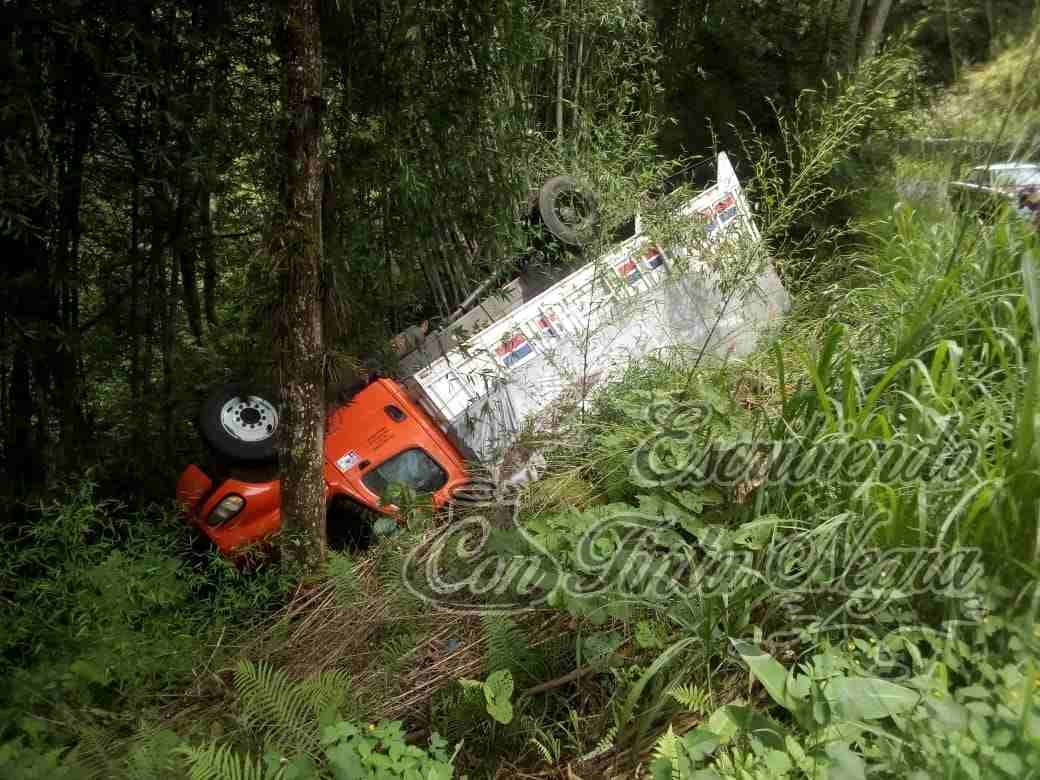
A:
[[732, 640, 810, 726], [994, 751, 1024, 775], [824, 742, 866, 780], [484, 669, 514, 724], [823, 676, 920, 721], [282, 755, 320, 780], [706, 704, 787, 749], [763, 748, 793, 774], [321, 722, 360, 745], [325, 743, 364, 780]]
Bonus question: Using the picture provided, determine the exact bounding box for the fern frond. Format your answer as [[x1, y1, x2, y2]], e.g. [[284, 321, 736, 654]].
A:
[[125, 726, 186, 780], [652, 725, 683, 780], [578, 725, 617, 763], [653, 724, 679, 762], [594, 725, 617, 757], [325, 553, 360, 607], [181, 743, 274, 780], [529, 733, 561, 765], [234, 660, 349, 754], [64, 722, 120, 779], [297, 668, 352, 724], [667, 682, 711, 715], [377, 629, 421, 679], [482, 615, 536, 683]]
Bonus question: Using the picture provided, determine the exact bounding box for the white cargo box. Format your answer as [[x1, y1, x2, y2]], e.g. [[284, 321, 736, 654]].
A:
[[400, 153, 789, 462]]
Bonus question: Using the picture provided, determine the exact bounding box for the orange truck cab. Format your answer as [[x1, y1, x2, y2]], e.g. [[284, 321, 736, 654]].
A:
[[178, 154, 788, 556], [176, 378, 470, 557]]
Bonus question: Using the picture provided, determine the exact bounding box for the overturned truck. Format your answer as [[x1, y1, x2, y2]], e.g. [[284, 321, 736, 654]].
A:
[[176, 153, 789, 555]]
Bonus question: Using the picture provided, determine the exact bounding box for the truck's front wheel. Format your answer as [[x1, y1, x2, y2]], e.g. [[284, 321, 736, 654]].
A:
[[200, 383, 280, 463]]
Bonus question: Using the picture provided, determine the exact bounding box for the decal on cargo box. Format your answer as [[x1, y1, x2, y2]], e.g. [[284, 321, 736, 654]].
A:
[[702, 193, 738, 236], [615, 258, 643, 286], [495, 332, 533, 368], [336, 450, 360, 472], [643, 246, 665, 271], [530, 310, 562, 338]]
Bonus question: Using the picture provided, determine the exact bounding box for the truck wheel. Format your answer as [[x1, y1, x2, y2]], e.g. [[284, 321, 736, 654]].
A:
[[200, 383, 280, 463], [538, 175, 599, 247]]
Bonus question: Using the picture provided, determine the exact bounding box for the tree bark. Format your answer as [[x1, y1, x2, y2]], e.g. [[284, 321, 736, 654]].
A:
[[944, 0, 960, 81], [129, 114, 143, 406], [201, 185, 218, 328], [821, 0, 840, 69], [174, 183, 205, 344], [279, 0, 327, 572], [572, 16, 583, 135], [162, 252, 177, 466], [845, 0, 866, 69], [52, 54, 94, 468], [984, 0, 994, 59], [858, 0, 893, 62], [555, 0, 566, 148]]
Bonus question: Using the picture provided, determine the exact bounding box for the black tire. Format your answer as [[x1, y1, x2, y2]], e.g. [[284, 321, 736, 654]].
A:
[[199, 383, 280, 463], [537, 175, 599, 247], [326, 495, 378, 551]]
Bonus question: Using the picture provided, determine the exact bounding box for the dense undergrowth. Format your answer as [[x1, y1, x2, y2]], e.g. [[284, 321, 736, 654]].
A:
[[4, 25, 1040, 780]]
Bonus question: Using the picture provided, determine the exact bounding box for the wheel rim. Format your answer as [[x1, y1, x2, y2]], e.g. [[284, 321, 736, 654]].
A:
[[554, 190, 594, 229], [220, 395, 278, 442]]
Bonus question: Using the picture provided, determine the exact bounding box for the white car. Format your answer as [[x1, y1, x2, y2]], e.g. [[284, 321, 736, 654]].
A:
[[950, 162, 1040, 221]]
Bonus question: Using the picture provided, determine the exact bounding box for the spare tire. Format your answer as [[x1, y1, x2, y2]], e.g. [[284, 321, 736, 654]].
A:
[[199, 383, 280, 463], [537, 175, 599, 247]]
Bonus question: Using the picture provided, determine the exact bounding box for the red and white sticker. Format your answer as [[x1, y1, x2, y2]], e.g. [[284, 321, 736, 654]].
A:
[[530, 309, 562, 338], [615, 258, 643, 286], [643, 245, 665, 270], [495, 333, 534, 368], [701, 193, 738, 235]]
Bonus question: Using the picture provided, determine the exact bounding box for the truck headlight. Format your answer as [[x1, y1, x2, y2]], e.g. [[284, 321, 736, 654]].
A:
[[207, 494, 245, 526]]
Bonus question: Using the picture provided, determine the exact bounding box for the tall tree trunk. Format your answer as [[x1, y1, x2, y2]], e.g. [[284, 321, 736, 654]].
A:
[[555, 0, 566, 148], [174, 184, 205, 343], [572, 21, 584, 135], [821, 0, 840, 69], [162, 253, 177, 466], [9, 332, 34, 494], [128, 165, 145, 460], [53, 79, 94, 469], [858, 0, 893, 62], [984, 0, 994, 59], [845, 0, 866, 69], [279, 0, 326, 571], [129, 120, 143, 407], [201, 186, 218, 328], [944, 0, 960, 81]]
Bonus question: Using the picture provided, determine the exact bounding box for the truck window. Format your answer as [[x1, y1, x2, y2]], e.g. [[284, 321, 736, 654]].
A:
[[993, 168, 1040, 188], [968, 169, 989, 186], [362, 448, 448, 498]]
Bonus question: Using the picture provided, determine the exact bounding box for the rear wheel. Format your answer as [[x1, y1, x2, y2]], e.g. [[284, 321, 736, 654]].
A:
[[537, 175, 599, 247], [200, 383, 280, 463]]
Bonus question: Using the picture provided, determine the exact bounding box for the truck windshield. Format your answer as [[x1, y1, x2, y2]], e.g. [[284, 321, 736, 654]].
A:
[[362, 448, 448, 498], [994, 168, 1040, 187]]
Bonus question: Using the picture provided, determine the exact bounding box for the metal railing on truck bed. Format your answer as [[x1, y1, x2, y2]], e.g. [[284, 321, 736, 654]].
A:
[[400, 153, 789, 464]]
